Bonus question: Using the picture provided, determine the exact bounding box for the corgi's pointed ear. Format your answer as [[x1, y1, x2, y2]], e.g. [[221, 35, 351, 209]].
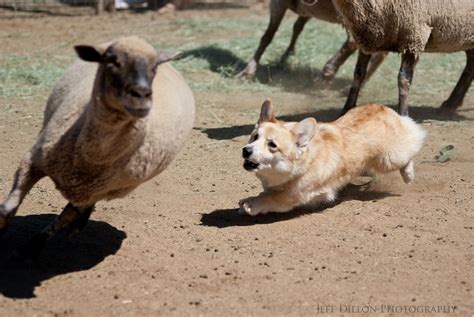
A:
[[258, 99, 276, 124], [292, 118, 317, 148]]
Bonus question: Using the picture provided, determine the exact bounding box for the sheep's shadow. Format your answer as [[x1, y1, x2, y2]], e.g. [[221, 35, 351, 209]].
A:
[[182, 46, 352, 93], [200, 104, 473, 141], [0, 214, 126, 299], [200, 185, 400, 228], [199, 107, 342, 140]]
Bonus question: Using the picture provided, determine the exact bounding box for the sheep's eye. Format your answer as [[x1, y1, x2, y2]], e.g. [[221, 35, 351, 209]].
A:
[[105, 55, 121, 68], [109, 58, 121, 68], [268, 141, 277, 148]]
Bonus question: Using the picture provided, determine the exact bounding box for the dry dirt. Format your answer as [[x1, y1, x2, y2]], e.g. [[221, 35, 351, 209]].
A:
[[0, 7, 473, 317]]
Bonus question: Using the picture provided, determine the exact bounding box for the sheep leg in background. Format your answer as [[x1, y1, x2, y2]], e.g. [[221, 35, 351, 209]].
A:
[[398, 52, 419, 116], [365, 51, 388, 82], [0, 154, 44, 236], [237, 0, 288, 79], [282, 16, 310, 57], [317, 34, 358, 83], [440, 49, 474, 112], [17, 203, 93, 259], [340, 51, 371, 116]]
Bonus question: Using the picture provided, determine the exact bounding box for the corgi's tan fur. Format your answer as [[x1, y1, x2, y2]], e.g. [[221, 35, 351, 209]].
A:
[[239, 99, 426, 216]]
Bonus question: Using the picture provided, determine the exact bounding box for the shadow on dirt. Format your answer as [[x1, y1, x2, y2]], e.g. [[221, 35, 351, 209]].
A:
[[200, 185, 400, 228], [0, 214, 126, 299], [199, 105, 473, 141], [199, 107, 342, 140], [183, 46, 352, 93]]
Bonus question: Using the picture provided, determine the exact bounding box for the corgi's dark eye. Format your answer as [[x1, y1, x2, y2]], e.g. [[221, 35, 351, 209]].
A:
[[268, 141, 277, 148], [252, 133, 259, 141]]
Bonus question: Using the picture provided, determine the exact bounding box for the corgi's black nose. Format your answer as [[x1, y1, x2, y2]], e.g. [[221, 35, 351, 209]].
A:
[[242, 146, 252, 158]]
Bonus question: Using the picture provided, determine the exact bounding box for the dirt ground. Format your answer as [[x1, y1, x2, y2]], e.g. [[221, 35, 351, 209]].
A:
[[0, 5, 473, 317]]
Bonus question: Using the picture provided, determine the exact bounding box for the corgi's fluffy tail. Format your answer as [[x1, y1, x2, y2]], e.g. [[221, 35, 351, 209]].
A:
[[397, 117, 426, 183], [375, 115, 426, 182], [399, 116, 427, 159]]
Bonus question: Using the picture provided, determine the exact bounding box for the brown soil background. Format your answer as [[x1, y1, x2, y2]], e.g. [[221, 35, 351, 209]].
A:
[[0, 5, 473, 316]]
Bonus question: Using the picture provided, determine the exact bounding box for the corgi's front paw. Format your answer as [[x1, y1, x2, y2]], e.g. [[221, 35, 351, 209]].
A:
[[238, 197, 267, 216]]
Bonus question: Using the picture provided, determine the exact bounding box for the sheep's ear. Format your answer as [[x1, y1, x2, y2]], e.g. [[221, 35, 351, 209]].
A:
[[74, 45, 104, 63], [156, 51, 183, 65], [292, 118, 317, 148], [258, 99, 276, 124]]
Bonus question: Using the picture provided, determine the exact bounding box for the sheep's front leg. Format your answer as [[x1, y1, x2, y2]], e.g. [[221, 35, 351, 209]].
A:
[[283, 16, 310, 57], [398, 52, 419, 116], [440, 49, 474, 112], [340, 51, 371, 116], [0, 153, 44, 236], [237, 1, 288, 79], [64, 204, 95, 237], [239, 191, 299, 216], [18, 203, 93, 259], [318, 34, 358, 83]]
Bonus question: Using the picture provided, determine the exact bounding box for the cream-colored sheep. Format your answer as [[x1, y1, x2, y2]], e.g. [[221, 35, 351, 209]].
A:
[[0, 36, 195, 256], [238, 0, 388, 83], [333, 0, 474, 116]]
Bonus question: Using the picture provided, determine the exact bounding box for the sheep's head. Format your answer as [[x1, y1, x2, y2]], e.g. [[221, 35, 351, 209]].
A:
[[75, 36, 181, 119]]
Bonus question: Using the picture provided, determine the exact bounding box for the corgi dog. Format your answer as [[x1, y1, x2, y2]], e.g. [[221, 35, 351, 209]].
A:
[[239, 99, 426, 216]]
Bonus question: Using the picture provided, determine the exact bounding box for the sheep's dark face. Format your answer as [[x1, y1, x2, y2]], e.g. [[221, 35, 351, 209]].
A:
[[75, 37, 182, 119], [101, 47, 156, 118]]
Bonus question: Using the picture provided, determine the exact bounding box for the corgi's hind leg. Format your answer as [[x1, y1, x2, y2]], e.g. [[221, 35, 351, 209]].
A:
[[400, 160, 415, 184]]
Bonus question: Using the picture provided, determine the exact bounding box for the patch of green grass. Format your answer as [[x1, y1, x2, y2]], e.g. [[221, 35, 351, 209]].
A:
[[0, 56, 65, 99]]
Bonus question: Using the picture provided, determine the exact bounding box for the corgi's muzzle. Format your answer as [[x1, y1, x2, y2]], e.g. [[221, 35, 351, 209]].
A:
[[242, 146, 259, 171], [243, 160, 259, 171]]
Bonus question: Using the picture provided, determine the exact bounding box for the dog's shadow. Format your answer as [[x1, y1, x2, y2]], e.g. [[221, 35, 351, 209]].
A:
[[0, 214, 126, 299], [200, 185, 400, 228]]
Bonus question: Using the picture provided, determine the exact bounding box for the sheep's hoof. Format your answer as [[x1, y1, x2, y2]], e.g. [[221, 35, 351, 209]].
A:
[[236, 60, 257, 80], [438, 102, 459, 116], [236, 69, 256, 81], [314, 75, 333, 89]]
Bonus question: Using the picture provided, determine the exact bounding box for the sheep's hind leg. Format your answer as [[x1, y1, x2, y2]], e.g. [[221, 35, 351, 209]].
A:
[[440, 49, 474, 113], [317, 34, 358, 84], [365, 52, 388, 83], [0, 154, 44, 236], [340, 51, 371, 116], [236, 1, 288, 79], [17, 203, 93, 259], [398, 52, 419, 117], [282, 16, 309, 58]]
